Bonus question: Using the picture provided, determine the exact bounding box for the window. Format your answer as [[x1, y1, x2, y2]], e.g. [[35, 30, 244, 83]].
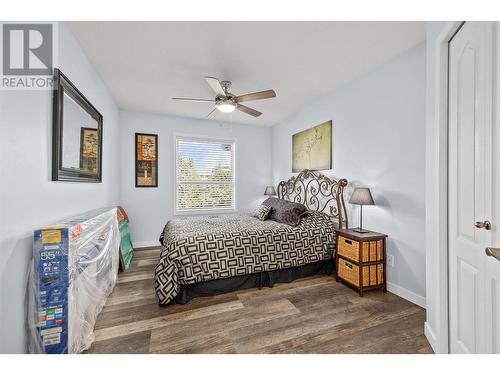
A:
[[175, 135, 235, 214]]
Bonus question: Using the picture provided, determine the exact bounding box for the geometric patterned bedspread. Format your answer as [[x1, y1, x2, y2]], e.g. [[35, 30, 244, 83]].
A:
[[154, 212, 337, 305]]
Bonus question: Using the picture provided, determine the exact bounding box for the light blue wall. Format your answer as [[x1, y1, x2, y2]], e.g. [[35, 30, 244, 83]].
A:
[[0, 22, 120, 353], [119, 111, 273, 244], [271, 42, 427, 302]]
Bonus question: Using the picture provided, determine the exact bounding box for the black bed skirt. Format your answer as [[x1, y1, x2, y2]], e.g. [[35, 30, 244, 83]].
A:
[[172, 259, 334, 305]]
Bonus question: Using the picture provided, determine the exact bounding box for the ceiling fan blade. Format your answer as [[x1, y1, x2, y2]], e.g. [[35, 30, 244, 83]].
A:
[[172, 97, 215, 103], [235, 89, 276, 103], [206, 108, 217, 118], [204, 76, 226, 96], [237, 104, 262, 117]]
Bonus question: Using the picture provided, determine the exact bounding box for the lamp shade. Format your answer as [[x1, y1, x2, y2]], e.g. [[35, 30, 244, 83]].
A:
[[264, 186, 277, 196], [349, 187, 374, 205]]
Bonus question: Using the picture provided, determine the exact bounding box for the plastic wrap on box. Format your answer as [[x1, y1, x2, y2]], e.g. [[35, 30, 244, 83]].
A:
[[28, 207, 120, 354]]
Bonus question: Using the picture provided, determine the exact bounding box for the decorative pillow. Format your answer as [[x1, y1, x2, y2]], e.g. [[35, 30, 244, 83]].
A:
[[262, 197, 308, 226], [253, 204, 272, 221]]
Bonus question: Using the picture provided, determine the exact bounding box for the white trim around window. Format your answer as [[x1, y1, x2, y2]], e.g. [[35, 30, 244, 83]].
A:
[[173, 133, 237, 216]]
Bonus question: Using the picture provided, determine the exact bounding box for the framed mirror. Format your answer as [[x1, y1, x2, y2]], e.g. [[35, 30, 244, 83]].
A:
[[52, 69, 103, 182]]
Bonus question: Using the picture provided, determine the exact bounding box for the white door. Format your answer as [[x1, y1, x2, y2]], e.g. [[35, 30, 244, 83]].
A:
[[448, 21, 500, 354]]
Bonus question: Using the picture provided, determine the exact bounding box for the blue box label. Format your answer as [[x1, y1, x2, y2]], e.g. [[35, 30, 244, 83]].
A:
[[34, 228, 69, 354]]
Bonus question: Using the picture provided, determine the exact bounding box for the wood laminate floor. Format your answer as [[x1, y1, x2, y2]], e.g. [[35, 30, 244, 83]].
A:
[[84, 247, 433, 354]]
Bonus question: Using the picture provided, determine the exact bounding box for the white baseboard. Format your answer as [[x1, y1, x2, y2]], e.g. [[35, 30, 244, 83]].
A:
[[133, 240, 161, 249], [387, 281, 426, 308], [424, 322, 439, 353]]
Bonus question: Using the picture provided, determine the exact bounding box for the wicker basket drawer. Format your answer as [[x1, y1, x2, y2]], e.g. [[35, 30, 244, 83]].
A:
[[337, 236, 360, 261], [338, 258, 384, 287], [337, 258, 359, 286]]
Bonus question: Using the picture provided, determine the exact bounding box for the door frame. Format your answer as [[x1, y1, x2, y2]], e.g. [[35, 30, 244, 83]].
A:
[[424, 21, 464, 354]]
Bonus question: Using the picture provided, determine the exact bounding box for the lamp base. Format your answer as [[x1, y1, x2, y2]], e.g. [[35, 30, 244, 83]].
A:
[[352, 227, 370, 234]]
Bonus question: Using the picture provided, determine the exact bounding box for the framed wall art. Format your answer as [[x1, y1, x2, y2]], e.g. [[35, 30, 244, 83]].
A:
[[80, 127, 99, 173], [135, 133, 158, 187], [292, 120, 332, 172]]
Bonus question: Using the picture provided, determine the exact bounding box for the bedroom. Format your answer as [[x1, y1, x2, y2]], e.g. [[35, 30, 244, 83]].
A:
[[1, 0, 499, 372]]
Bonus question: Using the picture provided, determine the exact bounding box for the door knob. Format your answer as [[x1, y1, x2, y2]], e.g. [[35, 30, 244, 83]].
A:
[[485, 247, 500, 261], [475, 220, 491, 230]]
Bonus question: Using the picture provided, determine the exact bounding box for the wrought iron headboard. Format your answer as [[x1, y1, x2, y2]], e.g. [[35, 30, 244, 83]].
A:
[[277, 169, 348, 229]]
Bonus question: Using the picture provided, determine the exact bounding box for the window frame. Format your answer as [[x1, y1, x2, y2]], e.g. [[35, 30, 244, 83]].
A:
[[173, 133, 237, 216]]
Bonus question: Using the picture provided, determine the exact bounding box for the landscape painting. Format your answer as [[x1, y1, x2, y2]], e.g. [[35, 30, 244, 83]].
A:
[[292, 120, 332, 172]]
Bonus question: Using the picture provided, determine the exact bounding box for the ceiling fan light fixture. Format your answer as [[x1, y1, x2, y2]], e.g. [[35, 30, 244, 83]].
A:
[[216, 100, 236, 113], [173, 77, 275, 118]]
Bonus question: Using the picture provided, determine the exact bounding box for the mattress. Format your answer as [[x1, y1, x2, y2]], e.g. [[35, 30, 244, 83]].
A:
[[154, 212, 336, 304]]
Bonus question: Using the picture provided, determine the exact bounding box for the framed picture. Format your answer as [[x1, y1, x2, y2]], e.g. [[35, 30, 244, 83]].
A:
[[80, 127, 99, 173], [292, 120, 332, 172], [135, 133, 158, 187]]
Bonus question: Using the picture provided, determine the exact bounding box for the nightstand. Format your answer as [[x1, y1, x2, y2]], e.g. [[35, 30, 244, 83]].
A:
[[335, 228, 387, 296]]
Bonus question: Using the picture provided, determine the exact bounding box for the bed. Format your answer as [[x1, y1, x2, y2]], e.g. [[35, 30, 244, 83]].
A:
[[154, 170, 348, 305]]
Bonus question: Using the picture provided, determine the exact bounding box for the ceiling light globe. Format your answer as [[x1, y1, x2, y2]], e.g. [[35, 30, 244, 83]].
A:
[[216, 102, 236, 113]]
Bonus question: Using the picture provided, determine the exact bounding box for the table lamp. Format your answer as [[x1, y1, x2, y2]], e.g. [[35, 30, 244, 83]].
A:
[[349, 187, 375, 233], [264, 186, 276, 196]]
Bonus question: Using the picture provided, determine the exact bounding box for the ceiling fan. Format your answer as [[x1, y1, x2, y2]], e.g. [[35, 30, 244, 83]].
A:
[[172, 77, 276, 118]]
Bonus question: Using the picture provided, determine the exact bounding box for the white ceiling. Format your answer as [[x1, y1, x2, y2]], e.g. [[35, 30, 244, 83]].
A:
[[67, 22, 425, 127]]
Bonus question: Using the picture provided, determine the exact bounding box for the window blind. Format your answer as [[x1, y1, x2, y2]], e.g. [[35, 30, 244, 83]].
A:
[[175, 136, 235, 212]]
